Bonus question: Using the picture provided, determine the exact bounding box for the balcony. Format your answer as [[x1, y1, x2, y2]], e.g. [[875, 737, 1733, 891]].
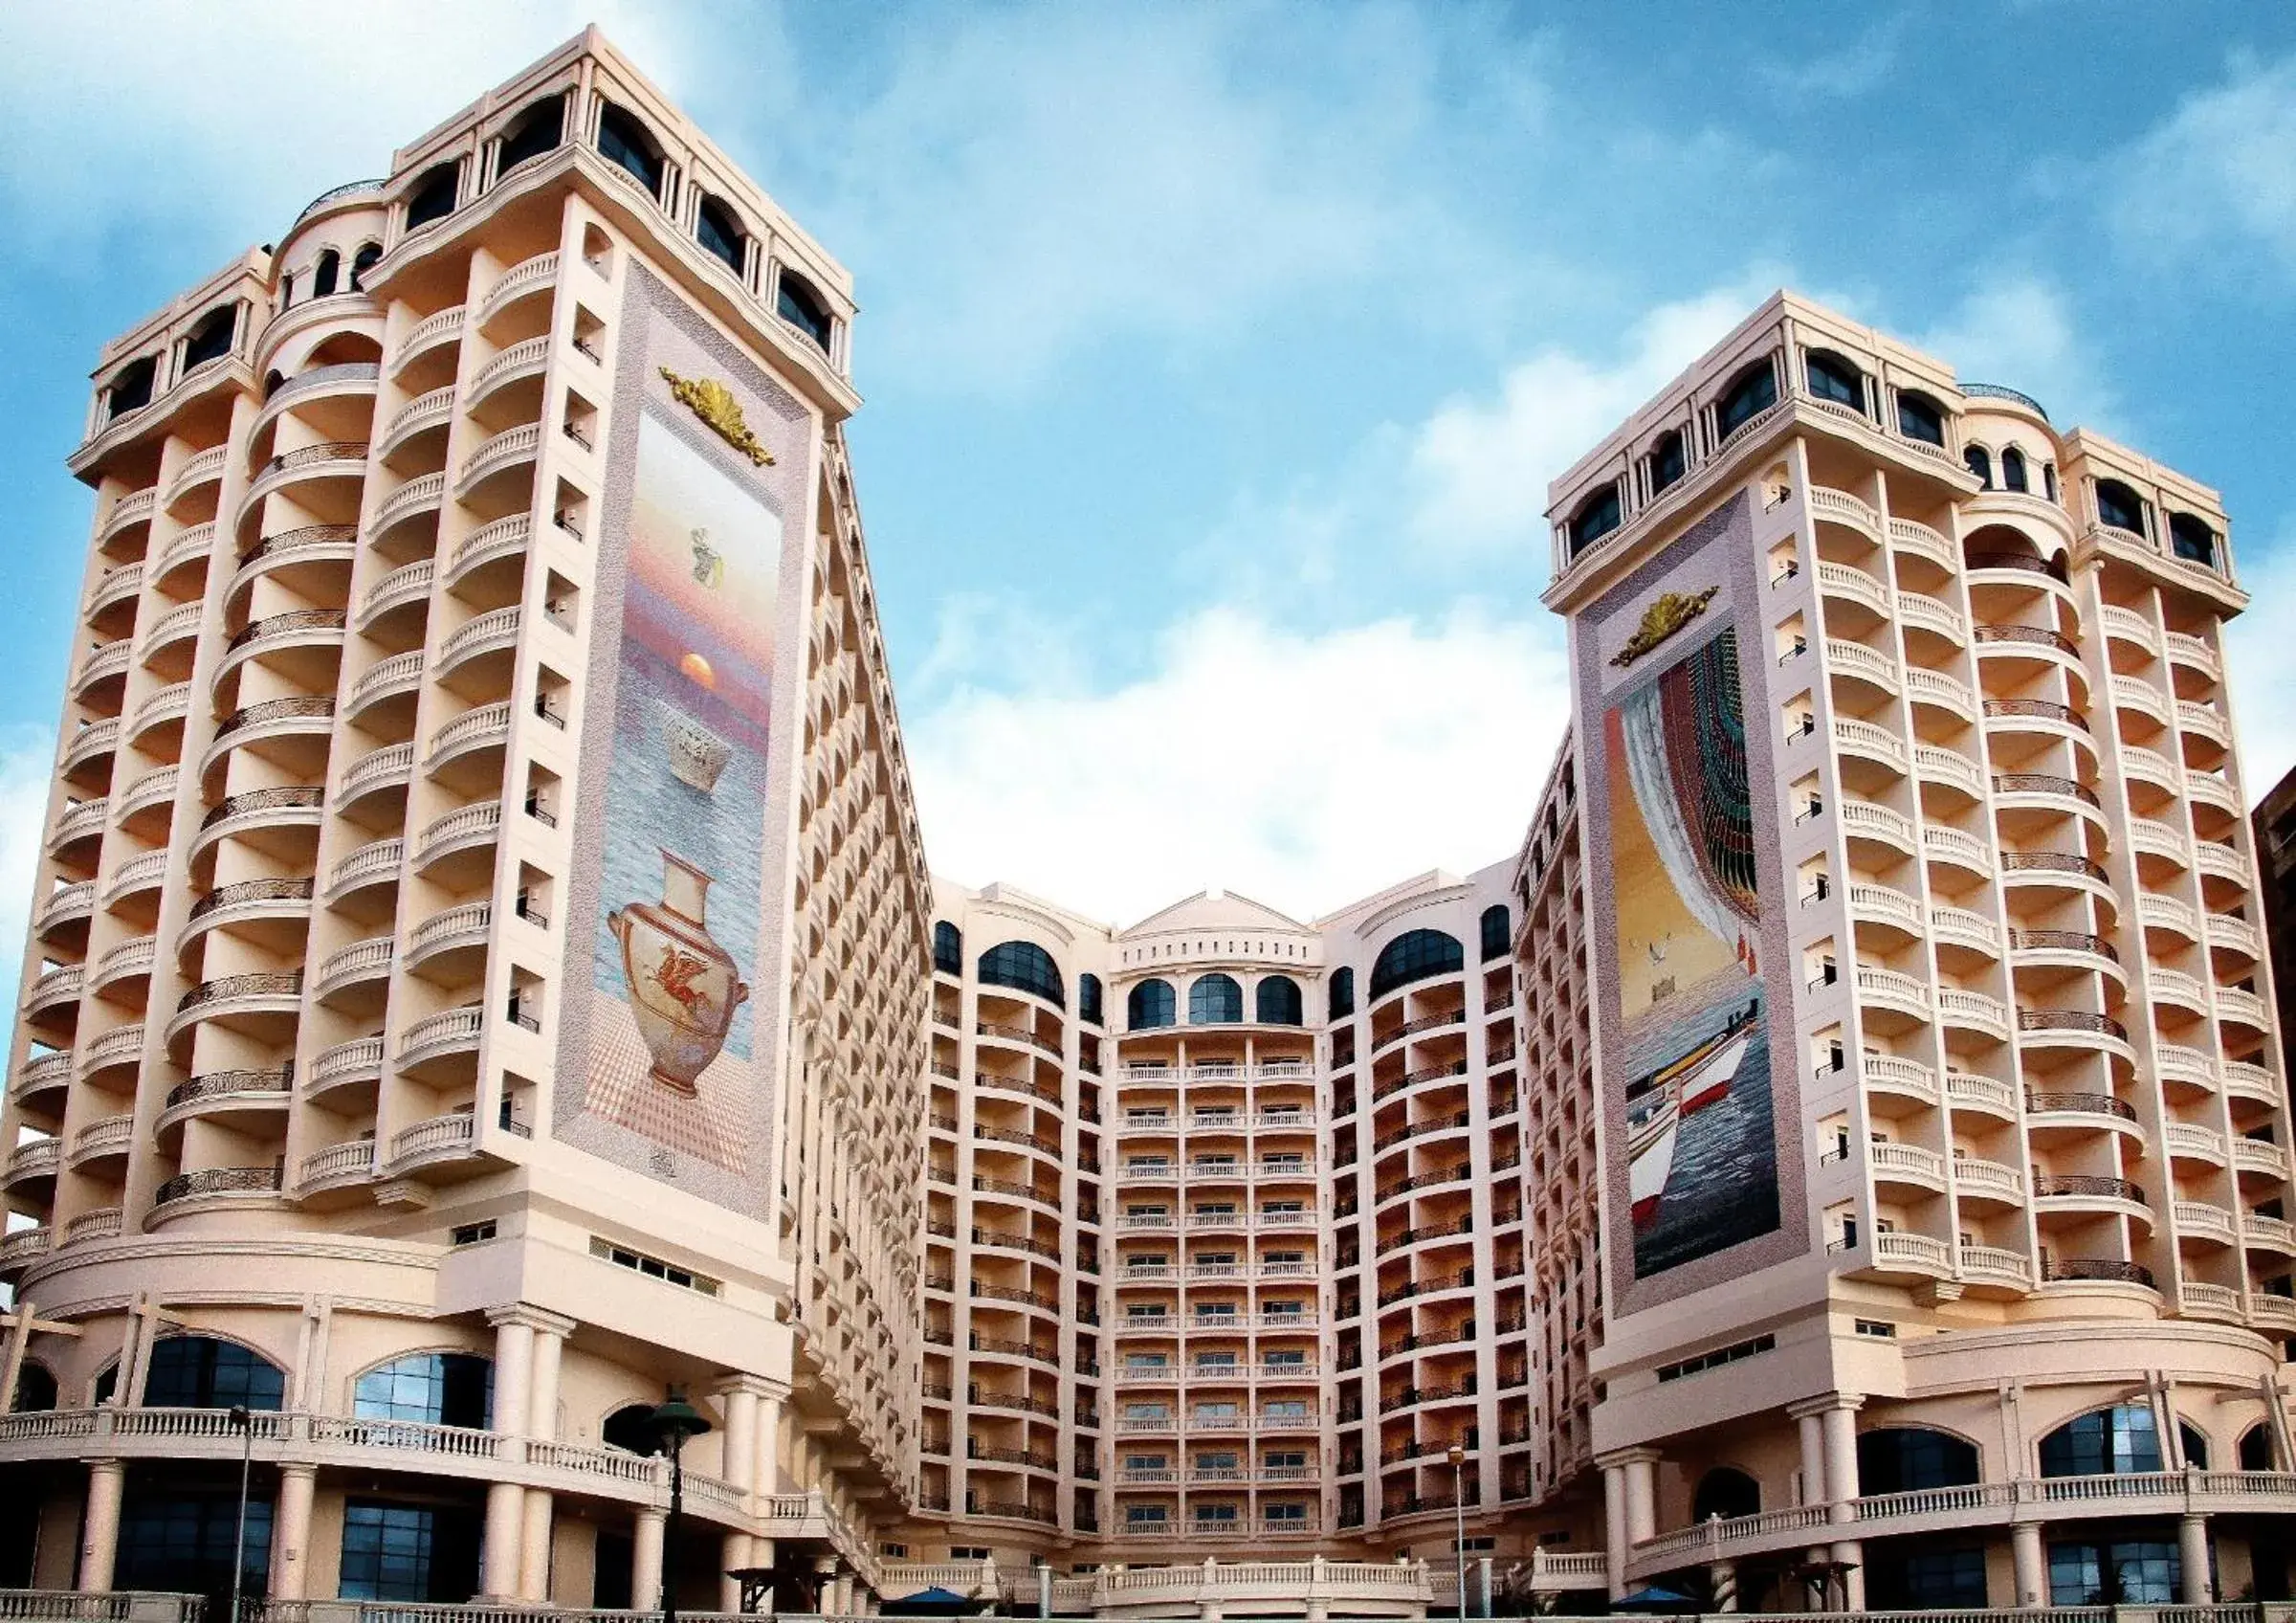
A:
[[1862, 1054, 1937, 1106], [337, 742, 414, 813], [298, 1138, 377, 1194], [0, 1227, 52, 1276], [393, 305, 466, 378], [373, 472, 447, 536], [180, 878, 314, 951], [12, 1051, 72, 1107], [84, 563, 144, 623], [1853, 965, 1929, 1020], [150, 523, 215, 589], [3, 1137, 63, 1191], [314, 937, 393, 1006], [151, 1164, 285, 1221], [202, 697, 335, 779], [356, 560, 435, 634], [158, 1067, 292, 1135], [413, 801, 501, 879], [469, 336, 551, 407], [478, 251, 561, 328], [426, 701, 512, 776], [326, 837, 405, 903], [1830, 717, 1908, 773], [192, 785, 324, 861], [399, 1004, 485, 1070], [1817, 560, 1889, 618], [229, 524, 357, 607], [1869, 1140, 1945, 1190], [165, 444, 230, 511], [238, 440, 369, 525], [63, 1208, 125, 1247], [388, 1110, 477, 1173], [456, 423, 541, 496], [168, 971, 302, 1044], [435, 606, 521, 686], [378, 387, 454, 459], [77, 1023, 146, 1084], [446, 515, 532, 589], [68, 1113, 135, 1171], [1914, 745, 1984, 799]]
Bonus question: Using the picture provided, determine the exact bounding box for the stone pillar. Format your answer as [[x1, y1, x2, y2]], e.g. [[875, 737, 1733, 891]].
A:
[[1622, 1451, 1658, 1543], [2180, 1512, 2213, 1604], [755, 1388, 785, 1492], [1477, 1555, 1494, 1618], [480, 1308, 539, 1597], [1601, 1459, 1630, 1600], [719, 1534, 753, 1613], [78, 1460, 123, 1592], [1707, 1558, 1737, 1613], [271, 1464, 317, 1601], [2011, 1521, 2045, 1610], [1818, 1398, 1863, 1512], [632, 1507, 667, 1611]]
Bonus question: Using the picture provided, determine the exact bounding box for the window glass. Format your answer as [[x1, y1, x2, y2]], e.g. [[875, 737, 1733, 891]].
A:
[[1869, 1546, 1988, 1610], [108, 357, 157, 418], [497, 95, 564, 177], [2048, 1540, 2179, 1606], [1650, 431, 1686, 494], [183, 308, 235, 370], [313, 251, 341, 299], [979, 940, 1065, 1007], [1479, 904, 1511, 961], [353, 1352, 493, 1428], [1857, 1427, 1980, 1493], [1567, 484, 1622, 556], [696, 199, 746, 274], [341, 1503, 435, 1600], [933, 921, 961, 975], [144, 1337, 285, 1411], [1189, 973, 1243, 1024], [1897, 391, 1947, 446], [1804, 351, 1863, 410], [597, 105, 663, 192], [349, 244, 382, 292], [2001, 446, 2029, 492], [1328, 967, 1355, 1021], [1716, 363, 1777, 437], [2038, 1403, 2162, 1477], [118, 1490, 272, 1601], [1369, 929, 1465, 1001], [12, 1364, 57, 1412], [2096, 480, 2145, 533], [778, 272, 834, 351], [1254, 975, 1302, 1025], [1963, 445, 1993, 487], [1128, 978, 1176, 1030], [404, 163, 458, 231], [1080, 972, 1105, 1026], [2169, 513, 2218, 567]]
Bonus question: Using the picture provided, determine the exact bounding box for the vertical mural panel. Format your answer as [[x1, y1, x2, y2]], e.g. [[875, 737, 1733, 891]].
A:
[[556, 266, 811, 1220]]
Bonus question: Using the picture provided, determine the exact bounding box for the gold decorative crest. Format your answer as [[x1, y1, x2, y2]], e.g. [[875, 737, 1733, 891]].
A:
[[658, 367, 775, 466], [1610, 586, 1719, 667]]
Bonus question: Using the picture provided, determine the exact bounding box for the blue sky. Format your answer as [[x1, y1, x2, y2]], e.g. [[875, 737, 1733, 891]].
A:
[[6, 2, 2296, 930]]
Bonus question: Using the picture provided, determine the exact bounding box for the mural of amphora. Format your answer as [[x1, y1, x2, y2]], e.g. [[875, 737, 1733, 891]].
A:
[[607, 849, 750, 1096]]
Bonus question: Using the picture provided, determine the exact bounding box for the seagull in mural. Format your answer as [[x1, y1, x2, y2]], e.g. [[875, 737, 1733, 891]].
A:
[[1647, 932, 1671, 965], [691, 524, 724, 589]]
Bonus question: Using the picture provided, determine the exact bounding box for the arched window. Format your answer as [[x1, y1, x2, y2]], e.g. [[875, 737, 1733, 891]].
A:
[[349, 243, 383, 292], [2241, 1423, 2275, 1472], [1804, 350, 1865, 412], [2000, 446, 2029, 493], [1896, 390, 1946, 447], [1649, 429, 1687, 496], [313, 249, 342, 299], [1328, 967, 1356, 1022], [603, 1403, 660, 1455], [354, 1352, 492, 1429], [1567, 484, 1622, 557], [1691, 1467, 1760, 1523], [1716, 361, 1777, 439], [1857, 1426, 1980, 1493], [2169, 513, 2218, 568], [497, 94, 565, 178], [1189, 973, 1244, 1024], [1079, 973, 1105, 1027], [404, 161, 460, 232], [696, 197, 747, 275], [11, 1363, 57, 1412], [979, 940, 1064, 1007], [1128, 978, 1176, 1031], [777, 269, 834, 352], [2179, 1422, 2210, 1470], [107, 357, 157, 419], [1479, 904, 1511, 962], [182, 306, 235, 371], [2039, 1403, 2162, 1477], [932, 921, 961, 975], [1963, 444, 1993, 488], [2042, 462, 2060, 502], [2095, 479, 2146, 536], [1368, 929, 1464, 1002], [597, 104, 664, 195], [144, 1335, 285, 1411], [1255, 975, 1302, 1025]]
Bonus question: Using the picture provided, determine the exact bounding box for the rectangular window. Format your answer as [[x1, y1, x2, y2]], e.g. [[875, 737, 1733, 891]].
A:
[[1124, 1507, 1168, 1526], [450, 1220, 497, 1245], [340, 1502, 438, 1601], [588, 1236, 720, 1296]]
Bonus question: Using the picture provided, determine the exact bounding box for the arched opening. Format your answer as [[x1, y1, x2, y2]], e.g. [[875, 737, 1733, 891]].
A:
[[313, 249, 342, 299], [1857, 1426, 1980, 1493], [1255, 975, 1303, 1026], [2179, 1421, 2210, 1470], [696, 196, 748, 276], [2095, 478, 2146, 536], [497, 93, 566, 178], [777, 269, 834, 352], [1715, 360, 1777, 439], [1567, 483, 1622, 557], [2000, 446, 2029, 493], [1369, 929, 1464, 1002], [2169, 512, 2219, 568], [1328, 967, 1356, 1022], [932, 921, 961, 975], [2039, 1402, 2163, 1477], [979, 940, 1064, 1007], [1963, 444, 1993, 488], [1896, 389, 1946, 447], [1649, 429, 1687, 495], [144, 1334, 286, 1411], [2241, 1423, 2275, 1472], [1691, 1466, 1760, 1523], [2042, 461, 2060, 502], [349, 243, 383, 292], [11, 1363, 57, 1412], [1189, 973, 1244, 1024], [1804, 349, 1865, 412], [403, 161, 460, 232], [1479, 904, 1511, 961], [603, 1403, 661, 1455], [182, 305, 236, 371], [597, 104, 665, 195], [107, 356, 157, 419], [353, 1351, 493, 1429], [1080, 972, 1105, 1027], [1128, 978, 1177, 1031]]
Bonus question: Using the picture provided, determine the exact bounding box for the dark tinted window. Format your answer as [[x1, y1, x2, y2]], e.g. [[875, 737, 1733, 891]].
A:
[[1691, 1468, 1759, 1522], [1805, 350, 1863, 411], [2040, 1403, 2161, 1477], [1255, 975, 1302, 1025], [349, 243, 382, 292], [696, 197, 746, 274], [2241, 1424, 2275, 1471], [1963, 445, 1993, 488], [497, 95, 564, 177], [1479, 904, 1511, 961], [119, 1490, 271, 1605], [354, 1352, 493, 1428], [598, 105, 663, 193], [980, 940, 1064, 1007], [11, 1364, 56, 1412], [1716, 362, 1777, 437], [314, 250, 341, 299], [1328, 967, 1355, 1021], [603, 1404, 659, 1455], [108, 357, 157, 418], [2169, 512, 2218, 567], [933, 922, 961, 975], [1189, 973, 1244, 1024], [1369, 929, 1464, 1002], [1567, 484, 1622, 556], [1080, 973, 1105, 1026], [1128, 978, 1177, 1031], [340, 1500, 480, 1602], [1858, 1427, 1979, 1493], [182, 306, 235, 370], [1896, 390, 1946, 446], [2096, 479, 2145, 534], [144, 1336, 285, 1411], [2001, 446, 2029, 493], [778, 271, 833, 351], [404, 163, 459, 231], [1650, 430, 1686, 495]]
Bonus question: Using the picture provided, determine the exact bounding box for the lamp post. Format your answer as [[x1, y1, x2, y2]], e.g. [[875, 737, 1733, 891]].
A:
[[649, 1392, 713, 1623], [228, 1405, 254, 1623], [1447, 1444, 1468, 1623]]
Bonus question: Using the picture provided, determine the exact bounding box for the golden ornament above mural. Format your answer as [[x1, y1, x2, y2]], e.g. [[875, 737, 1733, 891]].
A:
[[1611, 586, 1719, 668], [658, 367, 776, 466]]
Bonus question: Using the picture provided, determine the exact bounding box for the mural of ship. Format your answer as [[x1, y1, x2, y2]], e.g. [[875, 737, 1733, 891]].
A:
[[1625, 1001, 1758, 1229]]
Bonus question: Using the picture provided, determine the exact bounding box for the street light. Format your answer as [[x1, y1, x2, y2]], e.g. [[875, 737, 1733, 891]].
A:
[[649, 1392, 713, 1623], [1446, 1444, 1468, 1623], [228, 1405, 254, 1623]]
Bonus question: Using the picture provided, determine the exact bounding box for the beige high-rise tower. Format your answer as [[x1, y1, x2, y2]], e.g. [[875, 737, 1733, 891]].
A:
[[0, 31, 928, 1614]]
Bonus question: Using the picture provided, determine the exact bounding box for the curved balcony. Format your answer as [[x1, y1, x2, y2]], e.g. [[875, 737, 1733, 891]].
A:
[[2008, 926, 2119, 976], [2224, 1059, 2280, 1106], [12, 1050, 73, 1107], [306, 1035, 386, 1102], [34, 880, 96, 944], [373, 472, 447, 539], [109, 772, 178, 846], [1845, 881, 1920, 938], [62, 1208, 124, 1247], [1824, 637, 1897, 697], [1920, 824, 1992, 879], [72, 638, 132, 704], [96, 488, 157, 550], [84, 563, 144, 626], [164, 445, 230, 513], [179, 878, 314, 956], [2024, 1090, 2141, 1140], [150, 523, 215, 591], [445, 514, 531, 590], [2234, 1136, 2291, 1183], [2099, 604, 2158, 654], [392, 304, 466, 379], [250, 363, 381, 444], [1913, 744, 1983, 800], [0, 1227, 51, 1278], [2196, 839, 2250, 891], [1992, 771, 2105, 834], [238, 440, 369, 529], [67, 1113, 135, 1172], [1816, 560, 1889, 620], [377, 386, 453, 461], [158, 1067, 292, 1136], [2138, 892, 2200, 945], [2178, 700, 2233, 752], [1898, 591, 1966, 646], [399, 1003, 485, 1072], [228, 524, 357, 609], [325, 837, 404, 904], [1938, 988, 2011, 1039], [149, 1164, 285, 1224], [425, 700, 512, 777], [1905, 667, 1976, 721], [1807, 485, 1882, 540], [1945, 1069, 2019, 1118], [405, 901, 491, 978], [343, 650, 425, 726], [2167, 1123, 2230, 1169], [298, 1138, 377, 1195], [477, 252, 561, 329], [2122, 744, 2182, 797], [59, 718, 120, 786], [387, 1111, 479, 1175], [336, 742, 414, 815], [2243, 1212, 2296, 1255], [166, 970, 302, 1046], [314, 936, 393, 1007], [214, 610, 346, 700], [1839, 799, 1913, 856], [435, 605, 521, 687], [2151, 967, 2209, 1015], [2032, 1173, 2150, 1225], [2165, 630, 2223, 679], [100, 854, 166, 917], [2210, 912, 2265, 965], [73, 1027, 144, 1099], [1951, 1156, 2024, 1205], [200, 696, 335, 781], [455, 423, 541, 497], [355, 559, 434, 634], [468, 336, 551, 408], [1888, 514, 1954, 569], [1831, 716, 1908, 775], [1869, 1140, 1945, 1191], [140, 602, 205, 676], [191, 785, 324, 863], [1930, 904, 2000, 958], [88, 936, 157, 999], [1984, 696, 2092, 752], [48, 797, 109, 864], [2111, 676, 2172, 730], [1854, 964, 1929, 1022], [23, 965, 84, 1027], [1862, 1053, 1937, 1108], [2219, 985, 2272, 1034], [2, 1137, 62, 1192], [125, 682, 193, 755], [2016, 1007, 2131, 1063]]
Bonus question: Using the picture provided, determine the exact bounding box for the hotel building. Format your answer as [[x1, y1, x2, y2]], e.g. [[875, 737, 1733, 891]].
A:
[[1, 33, 2292, 1623]]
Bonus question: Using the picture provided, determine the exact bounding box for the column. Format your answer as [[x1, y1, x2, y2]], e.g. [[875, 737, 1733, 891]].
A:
[[78, 1460, 123, 1593], [480, 1308, 539, 1598], [2011, 1521, 2045, 1610], [632, 1508, 666, 1611], [718, 1378, 762, 1612], [2179, 1512, 2213, 1604], [519, 1316, 569, 1602], [1707, 1559, 1737, 1613], [1818, 1396, 1865, 1612], [271, 1464, 317, 1601], [1601, 1459, 1629, 1600], [1622, 1451, 1658, 1544]]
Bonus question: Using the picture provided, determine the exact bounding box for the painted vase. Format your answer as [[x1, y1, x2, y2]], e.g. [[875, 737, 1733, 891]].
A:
[[659, 701, 733, 794], [607, 849, 750, 1096]]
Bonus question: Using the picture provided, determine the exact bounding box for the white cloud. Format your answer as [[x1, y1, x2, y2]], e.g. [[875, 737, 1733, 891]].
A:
[[909, 604, 1569, 923], [1403, 278, 1779, 557], [2225, 539, 2296, 806], [0, 731, 53, 995], [2111, 50, 2296, 275], [1917, 275, 2117, 435]]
